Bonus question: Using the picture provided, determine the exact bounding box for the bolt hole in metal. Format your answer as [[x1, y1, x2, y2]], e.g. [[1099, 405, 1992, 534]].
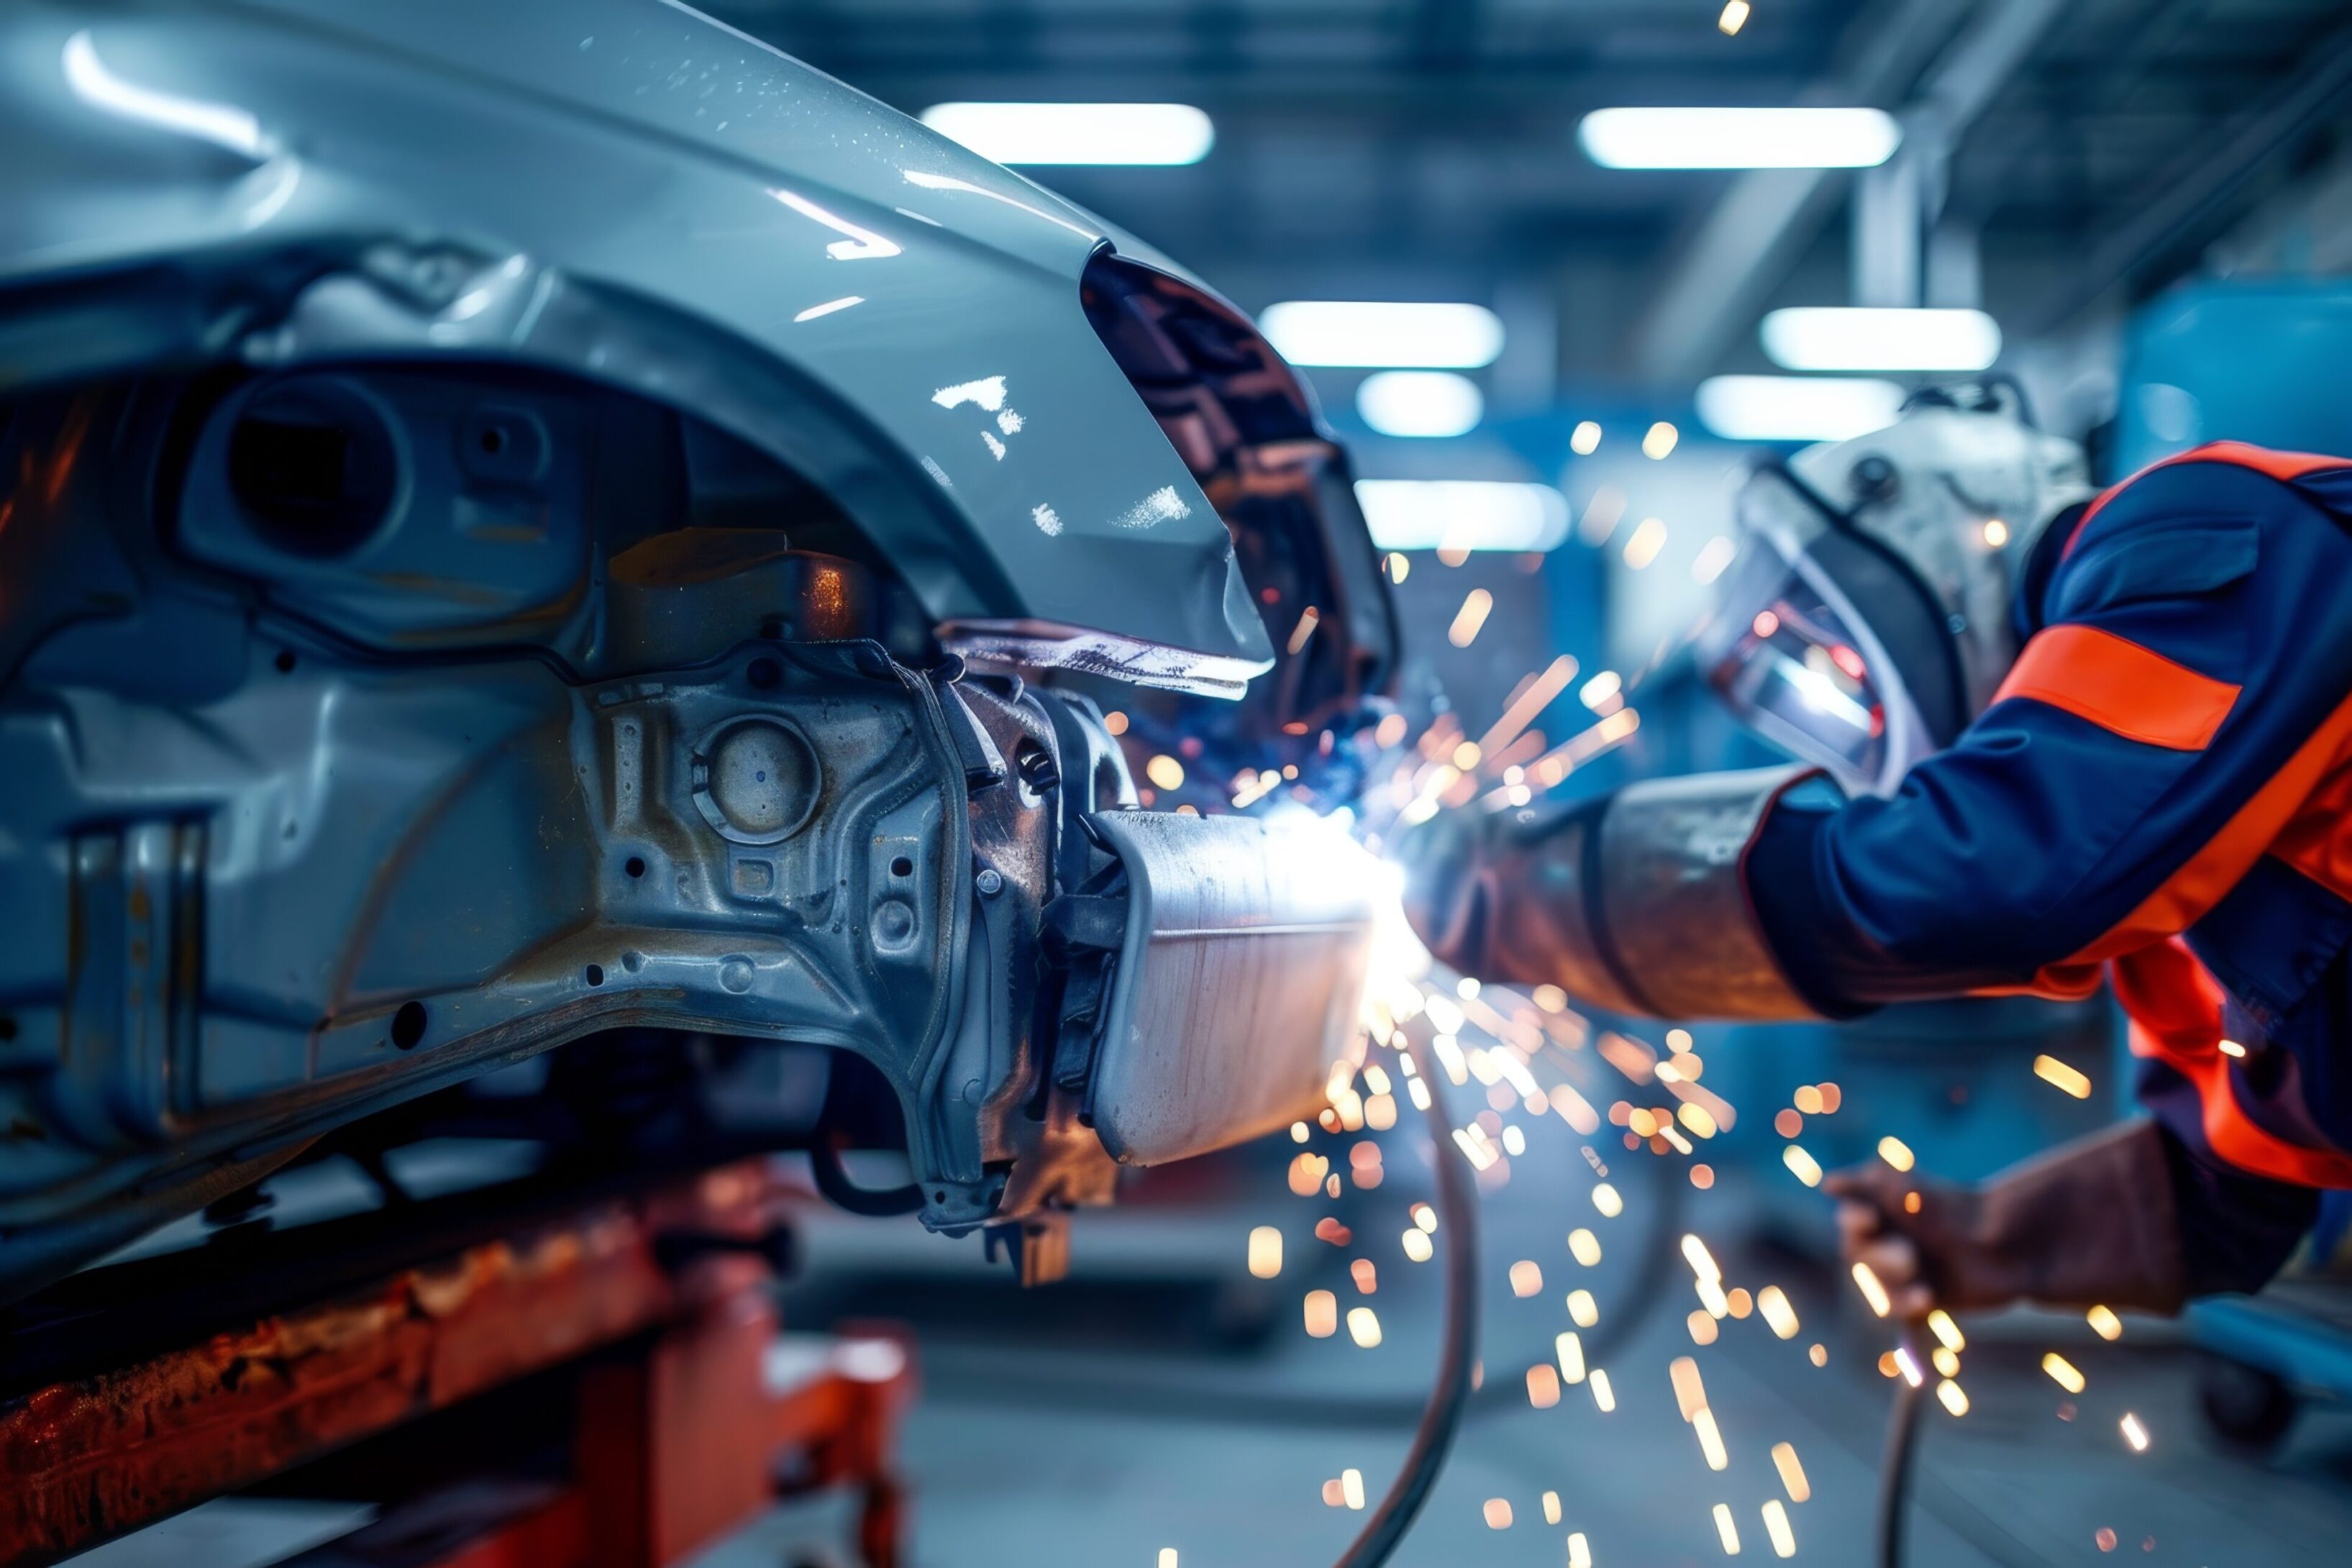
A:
[[390, 1000, 427, 1050], [746, 657, 782, 690], [624, 854, 647, 879], [890, 855, 914, 878], [585, 964, 605, 988], [273, 649, 296, 673]]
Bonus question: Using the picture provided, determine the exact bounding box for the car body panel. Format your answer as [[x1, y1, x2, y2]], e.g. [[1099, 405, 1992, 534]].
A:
[[0, 0, 1397, 1303], [0, 0, 1272, 682]]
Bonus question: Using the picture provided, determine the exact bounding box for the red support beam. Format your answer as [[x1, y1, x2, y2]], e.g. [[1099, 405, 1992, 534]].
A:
[[0, 1163, 913, 1568]]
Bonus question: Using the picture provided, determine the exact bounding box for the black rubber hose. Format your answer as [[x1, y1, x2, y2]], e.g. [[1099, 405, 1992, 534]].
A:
[[1874, 1326, 1926, 1568], [1332, 1039, 1480, 1568], [808, 1134, 928, 1217]]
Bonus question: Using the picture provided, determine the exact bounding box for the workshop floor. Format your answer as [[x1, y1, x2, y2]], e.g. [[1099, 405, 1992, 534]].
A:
[[739, 1123, 2352, 1568], [57, 1123, 2352, 1568]]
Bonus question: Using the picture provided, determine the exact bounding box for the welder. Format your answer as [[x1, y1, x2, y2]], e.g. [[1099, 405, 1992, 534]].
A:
[[1402, 386, 2352, 1317]]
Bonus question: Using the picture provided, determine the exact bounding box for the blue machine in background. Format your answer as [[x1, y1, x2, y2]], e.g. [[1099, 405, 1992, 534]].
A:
[[2113, 279, 2352, 473], [2117, 276, 2352, 1451]]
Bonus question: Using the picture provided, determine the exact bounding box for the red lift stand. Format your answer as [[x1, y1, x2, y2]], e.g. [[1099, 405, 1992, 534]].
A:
[[0, 1160, 916, 1568]]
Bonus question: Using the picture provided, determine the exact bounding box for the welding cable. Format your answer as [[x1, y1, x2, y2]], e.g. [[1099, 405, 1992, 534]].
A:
[[1331, 1036, 1480, 1568], [808, 1133, 927, 1217], [1444, 1146, 1676, 1418], [1874, 1323, 1927, 1568]]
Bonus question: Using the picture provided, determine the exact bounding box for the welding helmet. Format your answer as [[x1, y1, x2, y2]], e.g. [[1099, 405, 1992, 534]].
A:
[[1695, 385, 2092, 796]]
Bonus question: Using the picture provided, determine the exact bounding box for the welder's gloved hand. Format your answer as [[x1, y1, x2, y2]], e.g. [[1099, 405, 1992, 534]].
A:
[[1391, 767, 1821, 1022], [1824, 1118, 2187, 1316], [1394, 803, 1498, 975], [1392, 798, 1631, 1003]]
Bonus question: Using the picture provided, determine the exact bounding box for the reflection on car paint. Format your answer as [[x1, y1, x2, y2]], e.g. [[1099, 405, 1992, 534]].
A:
[[63, 30, 267, 159], [1112, 485, 1191, 531], [901, 169, 1097, 239], [793, 295, 864, 322], [933, 375, 1010, 411], [767, 188, 902, 260]]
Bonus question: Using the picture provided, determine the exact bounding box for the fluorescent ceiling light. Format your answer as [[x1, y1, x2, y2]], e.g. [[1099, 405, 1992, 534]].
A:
[[1354, 480, 1569, 553], [919, 102, 1213, 165], [1356, 371, 1484, 439], [1760, 307, 2001, 372], [1696, 375, 1905, 442], [1579, 107, 1900, 170], [1259, 301, 1504, 368]]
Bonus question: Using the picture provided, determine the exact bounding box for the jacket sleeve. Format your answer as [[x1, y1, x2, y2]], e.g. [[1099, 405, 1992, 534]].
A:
[[2151, 1103, 2320, 1294], [1745, 457, 2352, 1008]]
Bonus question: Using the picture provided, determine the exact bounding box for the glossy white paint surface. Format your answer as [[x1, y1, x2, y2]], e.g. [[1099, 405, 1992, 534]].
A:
[[0, 0, 1274, 679]]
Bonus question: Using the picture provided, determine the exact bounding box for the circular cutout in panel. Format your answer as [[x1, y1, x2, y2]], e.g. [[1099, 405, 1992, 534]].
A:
[[226, 376, 401, 559], [692, 718, 821, 844]]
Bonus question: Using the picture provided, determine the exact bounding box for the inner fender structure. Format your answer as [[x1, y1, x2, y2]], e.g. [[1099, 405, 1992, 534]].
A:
[[0, 362, 1378, 1295], [0, 368, 987, 1229], [0, 0, 1393, 1305]]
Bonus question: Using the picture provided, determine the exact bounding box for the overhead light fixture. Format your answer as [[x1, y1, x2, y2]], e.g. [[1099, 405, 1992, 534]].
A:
[[919, 102, 1214, 166], [1696, 375, 1905, 441], [1759, 307, 2001, 371], [1354, 480, 1569, 553], [1356, 371, 1484, 438], [1259, 301, 1505, 368], [1578, 107, 1900, 170]]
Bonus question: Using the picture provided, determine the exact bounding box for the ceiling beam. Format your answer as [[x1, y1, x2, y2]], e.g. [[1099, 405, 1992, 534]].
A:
[[2022, 12, 2352, 333], [1625, 0, 2063, 386]]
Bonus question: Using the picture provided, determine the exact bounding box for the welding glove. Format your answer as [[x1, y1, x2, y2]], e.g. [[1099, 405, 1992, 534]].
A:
[[1393, 766, 1820, 1021], [1824, 1118, 2187, 1316]]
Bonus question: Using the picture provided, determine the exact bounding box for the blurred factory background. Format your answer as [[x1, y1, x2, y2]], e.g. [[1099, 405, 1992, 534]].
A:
[[62, 4, 2352, 1567], [593, 4, 2352, 1566], [726, 0, 2352, 858], [739, 0, 2352, 666]]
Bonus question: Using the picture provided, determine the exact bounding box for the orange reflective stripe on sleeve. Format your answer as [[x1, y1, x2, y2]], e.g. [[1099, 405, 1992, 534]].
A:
[[1992, 624, 2239, 751], [2062, 441, 2352, 557], [2271, 757, 2352, 906], [2182, 441, 2352, 484], [2051, 684, 2352, 976], [2113, 941, 2352, 1188], [2002, 685, 2352, 999]]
